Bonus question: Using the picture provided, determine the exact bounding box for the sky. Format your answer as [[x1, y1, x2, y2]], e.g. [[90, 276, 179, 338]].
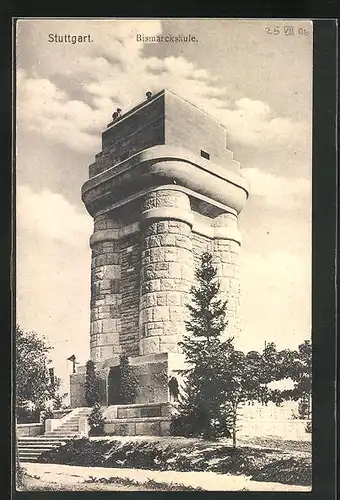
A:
[[16, 19, 312, 394]]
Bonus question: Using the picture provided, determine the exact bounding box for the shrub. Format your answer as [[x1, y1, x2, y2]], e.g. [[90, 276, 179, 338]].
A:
[[85, 360, 101, 407], [88, 403, 105, 436], [37, 438, 311, 486], [40, 408, 54, 425], [16, 406, 40, 424], [39, 437, 109, 466], [117, 354, 139, 404]]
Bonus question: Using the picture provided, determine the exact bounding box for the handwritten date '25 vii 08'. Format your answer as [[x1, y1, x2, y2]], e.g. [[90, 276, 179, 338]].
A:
[[265, 26, 310, 36]]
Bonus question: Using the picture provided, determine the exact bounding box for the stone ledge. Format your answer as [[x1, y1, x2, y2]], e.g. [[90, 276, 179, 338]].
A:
[[82, 145, 249, 216], [105, 417, 170, 423], [141, 207, 194, 226], [105, 402, 170, 409]]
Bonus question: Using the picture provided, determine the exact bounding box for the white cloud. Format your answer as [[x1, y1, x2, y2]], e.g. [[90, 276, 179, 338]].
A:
[[242, 168, 310, 210], [238, 250, 311, 352], [16, 19, 308, 154], [17, 71, 105, 152], [16, 185, 93, 390], [16, 185, 92, 246], [236, 97, 270, 116]]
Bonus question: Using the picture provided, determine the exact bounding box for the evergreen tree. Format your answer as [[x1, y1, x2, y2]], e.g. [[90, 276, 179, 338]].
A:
[[171, 252, 234, 440], [85, 360, 101, 406], [117, 353, 139, 404], [88, 402, 105, 436]]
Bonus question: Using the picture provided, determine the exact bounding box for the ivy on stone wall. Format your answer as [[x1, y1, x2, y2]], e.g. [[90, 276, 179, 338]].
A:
[[85, 360, 101, 407], [117, 354, 139, 404]]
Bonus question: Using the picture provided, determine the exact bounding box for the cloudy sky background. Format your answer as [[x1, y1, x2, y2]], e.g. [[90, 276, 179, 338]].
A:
[[16, 19, 312, 392]]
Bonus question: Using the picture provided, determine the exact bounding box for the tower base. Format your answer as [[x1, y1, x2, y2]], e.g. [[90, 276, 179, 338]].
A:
[[70, 352, 185, 408]]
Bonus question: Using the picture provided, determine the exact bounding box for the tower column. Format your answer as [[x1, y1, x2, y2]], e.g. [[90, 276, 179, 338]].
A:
[[212, 212, 242, 340], [89, 213, 122, 363], [139, 189, 194, 356]]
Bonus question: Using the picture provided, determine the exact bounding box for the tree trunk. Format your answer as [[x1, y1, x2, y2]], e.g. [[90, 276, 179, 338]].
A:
[[232, 404, 237, 449], [15, 414, 24, 489]]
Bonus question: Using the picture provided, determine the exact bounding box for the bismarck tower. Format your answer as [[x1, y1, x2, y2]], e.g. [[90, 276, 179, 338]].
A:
[[70, 89, 249, 409]]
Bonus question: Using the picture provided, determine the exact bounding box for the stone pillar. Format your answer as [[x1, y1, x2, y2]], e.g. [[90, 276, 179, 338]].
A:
[[139, 189, 194, 355], [89, 213, 122, 363], [212, 212, 242, 340]]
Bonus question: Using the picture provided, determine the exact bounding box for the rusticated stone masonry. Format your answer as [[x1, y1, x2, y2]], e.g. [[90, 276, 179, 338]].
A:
[[90, 213, 122, 362], [71, 90, 250, 411], [139, 190, 194, 355], [89, 197, 242, 362], [119, 233, 141, 357], [212, 213, 241, 339]]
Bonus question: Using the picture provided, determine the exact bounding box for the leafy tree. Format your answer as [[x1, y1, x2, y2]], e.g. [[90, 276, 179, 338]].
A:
[[52, 391, 69, 410], [85, 360, 101, 406], [117, 353, 139, 404], [15, 325, 61, 416], [88, 402, 105, 436], [278, 340, 312, 418], [171, 252, 234, 441], [221, 348, 281, 448]]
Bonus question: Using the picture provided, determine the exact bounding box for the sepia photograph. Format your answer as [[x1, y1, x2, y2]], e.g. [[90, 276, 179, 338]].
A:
[[15, 18, 313, 492]]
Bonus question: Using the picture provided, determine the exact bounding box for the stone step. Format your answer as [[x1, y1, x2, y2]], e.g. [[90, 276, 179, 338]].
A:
[[43, 432, 79, 437], [57, 424, 79, 430], [19, 455, 41, 462], [18, 436, 70, 441], [44, 433, 81, 438], [19, 450, 45, 457], [18, 443, 58, 449], [105, 416, 171, 423], [18, 438, 69, 444]]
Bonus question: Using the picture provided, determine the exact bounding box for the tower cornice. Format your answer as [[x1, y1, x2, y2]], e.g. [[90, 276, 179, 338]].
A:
[[82, 145, 249, 217]]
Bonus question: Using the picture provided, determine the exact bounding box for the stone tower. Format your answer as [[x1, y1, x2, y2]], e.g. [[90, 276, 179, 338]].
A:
[[70, 89, 249, 408]]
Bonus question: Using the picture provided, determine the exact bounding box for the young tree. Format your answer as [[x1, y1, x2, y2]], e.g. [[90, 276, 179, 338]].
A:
[[171, 252, 234, 441], [84, 360, 101, 406], [117, 353, 139, 404], [15, 325, 60, 416]]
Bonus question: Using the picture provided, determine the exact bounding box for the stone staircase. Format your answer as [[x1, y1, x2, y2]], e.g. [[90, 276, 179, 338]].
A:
[[18, 437, 71, 463], [17, 407, 91, 463], [17, 404, 172, 463], [44, 407, 91, 438]]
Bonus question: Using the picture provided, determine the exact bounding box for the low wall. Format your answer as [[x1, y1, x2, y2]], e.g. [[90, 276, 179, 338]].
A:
[[52, 409, 73, 420], [17, 423, 44, 437], [239, 418, 311, 441], [103, 402, 172, 420], [104, 417, 171, 437]]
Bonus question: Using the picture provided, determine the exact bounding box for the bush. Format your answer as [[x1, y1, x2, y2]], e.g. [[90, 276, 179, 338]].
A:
[[40, 408, 54, 425], [37, 437, 311, 486], [305, 420, 312, 433], [88, 403, 105, 436], [39, 437, 109, 466], [251, 456, 312, 486], [85, 360, 101, 407], [16, 406, 40, 424], [118, 354, 139, 404]]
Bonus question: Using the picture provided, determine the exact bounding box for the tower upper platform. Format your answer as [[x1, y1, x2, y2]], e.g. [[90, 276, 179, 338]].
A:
[[83, 89, 249, 217], [89, 89, 240, 178]]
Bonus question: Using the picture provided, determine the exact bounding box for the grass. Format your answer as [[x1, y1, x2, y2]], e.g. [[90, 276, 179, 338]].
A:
[[38, 436, 311, 486], [84, 475, 203, 490]]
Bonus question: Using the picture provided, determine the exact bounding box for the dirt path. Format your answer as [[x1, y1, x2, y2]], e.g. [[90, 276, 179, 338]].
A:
[[22, 475, 149, 491], [20, 462, 311, 492]]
